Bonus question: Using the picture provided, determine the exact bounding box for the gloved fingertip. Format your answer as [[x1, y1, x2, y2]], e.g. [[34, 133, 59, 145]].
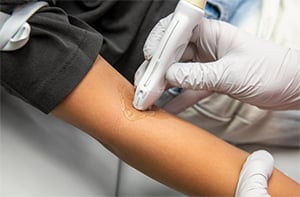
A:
[[143, 48, 152, 61], [165, 64, 184, 87], [248, 150, 274, 166], [244, 150, 274, 179], [166, 62, 220, 90]]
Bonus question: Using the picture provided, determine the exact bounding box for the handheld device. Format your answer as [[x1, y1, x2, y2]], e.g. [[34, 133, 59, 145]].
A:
[[133, 0, 207, 110]]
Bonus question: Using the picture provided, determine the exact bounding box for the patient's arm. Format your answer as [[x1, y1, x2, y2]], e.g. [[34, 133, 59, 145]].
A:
[[52, 56, 299, 196]]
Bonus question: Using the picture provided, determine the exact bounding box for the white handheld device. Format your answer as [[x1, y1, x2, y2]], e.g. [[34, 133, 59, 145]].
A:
[[133, 0, 207, 110]]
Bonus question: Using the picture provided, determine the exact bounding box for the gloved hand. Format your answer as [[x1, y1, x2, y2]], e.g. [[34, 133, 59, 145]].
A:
[[235, 150, 274, 197], [137, 15, 300, 110]]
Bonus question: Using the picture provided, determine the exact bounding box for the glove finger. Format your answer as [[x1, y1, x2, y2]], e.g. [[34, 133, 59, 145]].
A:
[[134, 60, 149, 87], [143, 14, 173, 60], [235, 150, 274, 197], [166, 61, 223, 91]]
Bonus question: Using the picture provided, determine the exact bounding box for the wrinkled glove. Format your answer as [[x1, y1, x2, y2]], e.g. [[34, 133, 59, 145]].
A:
[[137, 14, 300, 110], [236, 150, 274, 197]]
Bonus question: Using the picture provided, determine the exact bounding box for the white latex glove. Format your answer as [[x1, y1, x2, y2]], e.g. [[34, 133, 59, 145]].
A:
[[138, 15, 300, 110], [236, 150, 274, 197]]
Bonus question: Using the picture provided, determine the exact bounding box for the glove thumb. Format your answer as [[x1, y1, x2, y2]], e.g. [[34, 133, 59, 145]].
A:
[[235, 150, 274, 197], [166, 60, 224, 91], [143, 14, 173, 60]]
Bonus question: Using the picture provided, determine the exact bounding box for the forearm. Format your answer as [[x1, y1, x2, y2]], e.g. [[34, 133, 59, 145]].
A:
[[53, 56, 299, 196]]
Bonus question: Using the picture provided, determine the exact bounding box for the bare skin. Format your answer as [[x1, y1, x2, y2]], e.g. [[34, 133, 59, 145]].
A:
[[53, 56, 300, 196]]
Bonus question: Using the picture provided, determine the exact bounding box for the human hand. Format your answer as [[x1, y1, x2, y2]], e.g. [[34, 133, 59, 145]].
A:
[[235, 150, 274, 197], [137, 15, 300, 110]]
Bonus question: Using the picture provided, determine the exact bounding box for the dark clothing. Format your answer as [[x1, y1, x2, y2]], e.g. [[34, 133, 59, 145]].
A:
[[0, 0, 178, 113]]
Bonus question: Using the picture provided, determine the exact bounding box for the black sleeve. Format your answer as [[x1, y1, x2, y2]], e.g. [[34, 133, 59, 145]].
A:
[[0, 6, 103, 113]]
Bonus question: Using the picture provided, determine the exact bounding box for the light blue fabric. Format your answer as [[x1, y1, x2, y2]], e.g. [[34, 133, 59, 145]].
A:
[[205, 0, 246, 21], [205, 0, 261, 24], [230, 0, 262, 26]]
